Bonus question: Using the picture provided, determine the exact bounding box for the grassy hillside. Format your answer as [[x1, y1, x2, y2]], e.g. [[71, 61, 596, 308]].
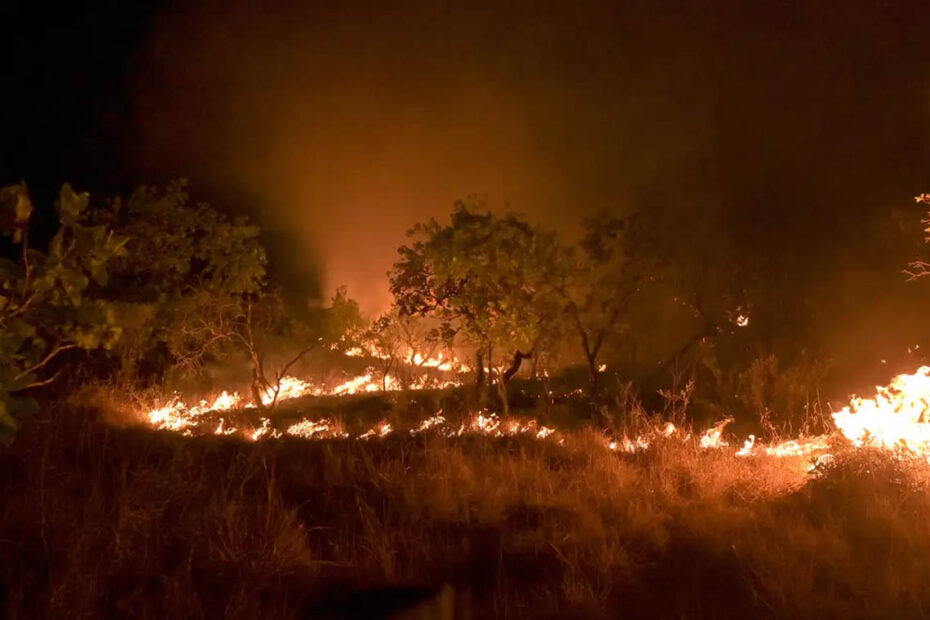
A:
[[2, 404, 929, 619]]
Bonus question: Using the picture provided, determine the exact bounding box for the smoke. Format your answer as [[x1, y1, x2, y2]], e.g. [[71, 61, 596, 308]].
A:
[[127, 1, 711, 310], [126, 0, 930, 377]]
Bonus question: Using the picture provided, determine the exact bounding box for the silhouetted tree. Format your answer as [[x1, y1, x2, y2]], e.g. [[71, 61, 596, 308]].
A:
[[90, 180, 268, 382], [561, 211, 656, 392], [390, 199, 567, 413]]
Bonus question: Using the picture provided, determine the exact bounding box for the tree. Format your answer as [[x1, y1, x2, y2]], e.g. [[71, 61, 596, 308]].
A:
[[390, 199, 567, 413], [359, 308, 447, 392], [165, 285, 366, 410], [637, 199, 753, 384], [94, 180, 266, 299], [562, 211, 655, 391], [0, 183, 126, 441], [321, 286, 368, 348], [90, 181, 268, 382]]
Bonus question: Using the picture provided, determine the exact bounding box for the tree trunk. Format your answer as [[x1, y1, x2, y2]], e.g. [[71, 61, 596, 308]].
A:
[[502, 350, 529, 383], [496, 372, 509, 416], [475, 350, 485, 388], [251, 366, 267, 411], [570, 304, 620, 395], [586, 352, 599, 393]]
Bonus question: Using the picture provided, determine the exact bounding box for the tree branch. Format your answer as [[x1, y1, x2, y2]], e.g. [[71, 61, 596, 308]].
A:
[[14, 342, 77, 382]]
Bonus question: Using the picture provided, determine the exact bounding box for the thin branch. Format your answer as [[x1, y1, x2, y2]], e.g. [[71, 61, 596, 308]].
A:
[[14, 343, 77, 382], [265, 341, 321, 409], [22, 368, 64, 389], [904, 260, 930, 281]]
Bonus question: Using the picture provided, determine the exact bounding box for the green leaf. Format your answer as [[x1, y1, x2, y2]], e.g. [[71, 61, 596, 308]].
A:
[[14, 190, 33, 227], [57, 183, 89, 226], [0, 183, 33, 241]]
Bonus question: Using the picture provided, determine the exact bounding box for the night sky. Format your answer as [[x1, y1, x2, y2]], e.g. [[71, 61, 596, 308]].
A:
[[2, 0, 930, 386]]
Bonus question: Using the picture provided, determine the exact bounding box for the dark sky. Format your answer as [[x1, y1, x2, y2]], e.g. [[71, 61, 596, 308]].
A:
[[2, 0, 930, 384]]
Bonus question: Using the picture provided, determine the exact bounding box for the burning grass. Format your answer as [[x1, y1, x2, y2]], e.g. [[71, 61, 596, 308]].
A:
[[135, 352, 930, 468], [4, 403, 930, 618]]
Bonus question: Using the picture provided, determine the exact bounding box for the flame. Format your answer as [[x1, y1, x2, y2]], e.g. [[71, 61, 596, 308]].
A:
[[285, 418, 348, 439], [359, 422, 393, 439], [141, 334, 930, 478], [412, 413, 447, 434], [832, 365, 930, 456], [261, 376, 316, 404], [699, 418, 732, 449], [332, 373, 381, 395], [147, 391, 242, 435]]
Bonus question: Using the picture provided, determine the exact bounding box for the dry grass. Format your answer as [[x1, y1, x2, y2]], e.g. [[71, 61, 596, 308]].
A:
[[3, 405, 930, 618]]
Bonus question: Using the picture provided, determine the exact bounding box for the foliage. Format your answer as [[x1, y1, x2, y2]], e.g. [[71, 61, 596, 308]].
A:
[[165, 289, 288, 408], [94, 180, 266, 298], [698, 351, 832, 435], [320, 285, 367, 348], [0, 183, 126, 441], [90, 181, 268, 380], [84, 181, 367, 406], [635, 199, 755, 383], [390, 199, 568, 410], [562, 211, 656, 389]]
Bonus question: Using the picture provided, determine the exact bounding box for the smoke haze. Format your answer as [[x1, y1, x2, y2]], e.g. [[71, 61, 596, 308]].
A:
[[127, 1, 734, 309], [3, 0, 930, 384]]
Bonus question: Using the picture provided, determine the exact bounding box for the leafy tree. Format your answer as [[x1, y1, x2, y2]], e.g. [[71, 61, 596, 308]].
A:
[[0, 184, 126, 441], [321, 286, 368, 348], [390, 199, 567, 413], [94, 180, 266, 299], [90, 181, 367, 407], [90, 181, 268, 381], [639, 201, 754, 384], [562, 211, 656, 391]]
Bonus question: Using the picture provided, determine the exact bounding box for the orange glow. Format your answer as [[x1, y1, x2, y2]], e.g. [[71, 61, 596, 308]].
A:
[[142, 340, 930, 479]]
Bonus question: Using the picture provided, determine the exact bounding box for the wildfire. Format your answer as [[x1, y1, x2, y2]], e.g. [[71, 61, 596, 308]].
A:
[[141, 335, 930, 476], [147, 390, 242, 435], [832, 365, 930, 456]]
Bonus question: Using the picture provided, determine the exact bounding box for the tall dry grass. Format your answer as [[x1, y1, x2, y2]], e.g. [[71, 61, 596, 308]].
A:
[[2, 404, 930, 618]]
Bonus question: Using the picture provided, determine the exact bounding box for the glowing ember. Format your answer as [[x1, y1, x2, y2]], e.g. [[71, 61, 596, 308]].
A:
[[285, 418, 347, 439], [359, 422, 393, 439], [250, 418, 281, 441], [411, 413, 447, 434]]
